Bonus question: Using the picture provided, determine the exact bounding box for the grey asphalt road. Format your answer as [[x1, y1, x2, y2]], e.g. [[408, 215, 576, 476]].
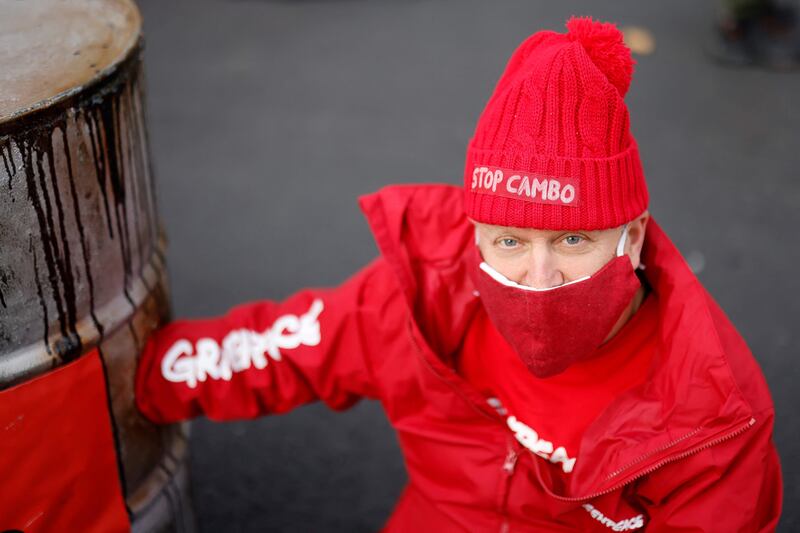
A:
[[136, 0, 800, 530]]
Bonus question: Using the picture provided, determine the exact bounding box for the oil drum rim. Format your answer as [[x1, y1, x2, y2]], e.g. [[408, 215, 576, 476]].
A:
[[0, 2, 143, 131], [0, 232, 169, 389], [127, 422, 191, 518]]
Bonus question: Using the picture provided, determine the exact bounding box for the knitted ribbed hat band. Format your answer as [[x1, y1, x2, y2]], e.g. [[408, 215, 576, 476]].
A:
[[463, 16, 649, 230]]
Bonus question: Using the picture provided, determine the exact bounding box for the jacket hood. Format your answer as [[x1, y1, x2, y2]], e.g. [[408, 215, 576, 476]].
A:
[[359, 183, 762, 498]]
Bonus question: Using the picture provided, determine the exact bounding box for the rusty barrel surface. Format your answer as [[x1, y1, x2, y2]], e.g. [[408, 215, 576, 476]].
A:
[[0, 0, 194, 530]]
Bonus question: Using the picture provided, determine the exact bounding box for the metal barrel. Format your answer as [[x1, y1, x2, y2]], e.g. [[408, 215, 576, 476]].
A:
[[0, 0, 194, 530]]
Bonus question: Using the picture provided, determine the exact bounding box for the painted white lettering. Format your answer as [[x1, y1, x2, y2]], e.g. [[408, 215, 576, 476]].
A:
[[506, 175, 521, 194], [531, 438, 553, 459], [491, 169, 503, 192], [506, 415, 576, 472], [531, 178, 547, 199], [549, 446, 576, 473], [519, 176, 531, 197], [482, 170, 494, 190], [161, 299, 325, 388], [477, 167, 489, 188], [196, 338, 226, 382], [561, 184, 576, 204], [162, 340, 196, 388], [507, 416, 539, 449], [547, 179, 561, 201], [222, 330, 250, 372], [581, 503, 644, 531], [248, 330, 270, 369]]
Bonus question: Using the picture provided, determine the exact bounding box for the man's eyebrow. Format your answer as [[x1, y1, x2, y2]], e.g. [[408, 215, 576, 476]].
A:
[[485, 227, 519, 237], [583, 229, 609, 237], [475, 224, 498, 235]]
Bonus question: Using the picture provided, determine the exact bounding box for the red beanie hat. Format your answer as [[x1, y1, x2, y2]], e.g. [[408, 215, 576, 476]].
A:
[[463, 16, 649, 230]]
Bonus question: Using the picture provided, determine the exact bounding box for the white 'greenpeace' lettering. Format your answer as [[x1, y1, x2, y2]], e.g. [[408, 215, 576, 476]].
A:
[[507, 415, 577, 473], [582, 503, 645, 531], [161, 299, 325, 388], [471, 165, 579, 207]]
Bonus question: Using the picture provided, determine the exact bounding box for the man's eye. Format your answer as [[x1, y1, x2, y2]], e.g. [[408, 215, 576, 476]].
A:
[[498, 238, 519, 248], [564, 235, 583, 246]]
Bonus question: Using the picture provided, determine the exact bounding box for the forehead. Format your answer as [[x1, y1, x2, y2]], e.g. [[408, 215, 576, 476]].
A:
[[473, 221, 611, 238]]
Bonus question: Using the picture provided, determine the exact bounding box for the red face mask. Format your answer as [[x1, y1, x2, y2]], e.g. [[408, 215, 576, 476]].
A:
[[468, 226, 642, 378]]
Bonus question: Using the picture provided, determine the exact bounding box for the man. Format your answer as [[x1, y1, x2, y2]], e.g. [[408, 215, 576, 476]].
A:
[[136, 16, 783, 531]]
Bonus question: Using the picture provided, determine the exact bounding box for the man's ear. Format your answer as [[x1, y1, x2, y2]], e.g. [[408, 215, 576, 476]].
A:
[[470, 219, 482, 245], [627, 211, 650, 269]]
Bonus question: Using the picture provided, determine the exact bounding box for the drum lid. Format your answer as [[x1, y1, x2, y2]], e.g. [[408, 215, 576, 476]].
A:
[[0, 0, 141, 123]]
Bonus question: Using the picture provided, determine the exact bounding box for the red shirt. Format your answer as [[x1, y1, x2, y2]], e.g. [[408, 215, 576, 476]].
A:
[[456, 289, 659, 476]]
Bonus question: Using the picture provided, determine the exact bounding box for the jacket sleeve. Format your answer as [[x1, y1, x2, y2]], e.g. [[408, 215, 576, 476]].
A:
[[134, 256, 396, 423], [635, 408, 783, 532]]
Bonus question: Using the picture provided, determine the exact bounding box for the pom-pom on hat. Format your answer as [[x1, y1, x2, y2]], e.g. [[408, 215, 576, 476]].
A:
[[464, 16, 649, 230]]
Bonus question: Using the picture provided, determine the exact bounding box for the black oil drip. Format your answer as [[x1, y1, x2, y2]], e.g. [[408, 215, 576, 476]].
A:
[[84, 108, 115, 240], [118, 86, 147, 294], [97, 94, 136, 311], [82, 102, 139, 348], [95, 344, 132, 516], [1, 140, 16, 190], [128, 74, 154, 249], [87, 90, 142, 353], [1, 49, 165, 495], [131, 67, 161, 247], [6, 45, 157, 361], [21, 139, 69, 347], [60, 123, 104, 337], [0, 269, 8, 309], [118, 89, 149, 356], [121, 84, 148, 291], [40, 126, 83, 360], [29, 235, 51, 355]]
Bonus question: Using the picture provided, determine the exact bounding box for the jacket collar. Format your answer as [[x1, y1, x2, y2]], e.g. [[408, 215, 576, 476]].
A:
[[359, 184, 755, 498]]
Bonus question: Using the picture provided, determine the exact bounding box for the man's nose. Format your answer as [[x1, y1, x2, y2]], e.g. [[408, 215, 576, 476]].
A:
[[522, 252, 564, 289]]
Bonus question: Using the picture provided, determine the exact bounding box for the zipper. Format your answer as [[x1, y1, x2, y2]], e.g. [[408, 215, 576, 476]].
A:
[[604, 426, 704, 479], [406, 318, 521, 531], [537, 416, 756, 503], [499, 443, 519, 533], [406, 316, 757, 505], [502, 447, 519, 474]]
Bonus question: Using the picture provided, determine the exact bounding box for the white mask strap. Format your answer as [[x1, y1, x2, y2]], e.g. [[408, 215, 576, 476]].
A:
[[616, 224, 629, 257], [479, 261, 591, 292]]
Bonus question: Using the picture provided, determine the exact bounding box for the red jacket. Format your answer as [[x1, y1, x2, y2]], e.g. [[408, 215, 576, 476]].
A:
[[135, 184, 783, 532]]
